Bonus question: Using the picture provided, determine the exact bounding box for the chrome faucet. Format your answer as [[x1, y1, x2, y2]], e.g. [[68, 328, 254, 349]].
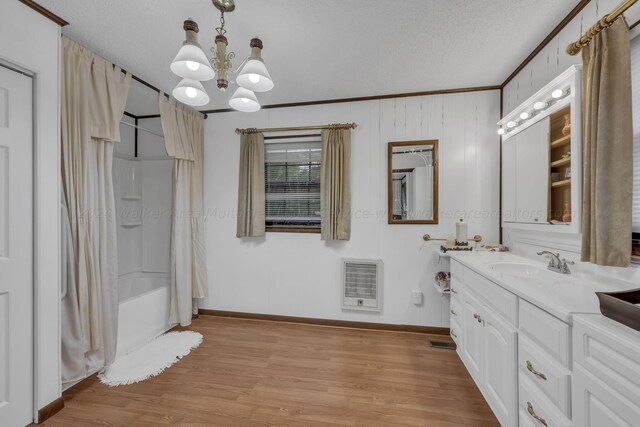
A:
[[536, 251, 575, 274]]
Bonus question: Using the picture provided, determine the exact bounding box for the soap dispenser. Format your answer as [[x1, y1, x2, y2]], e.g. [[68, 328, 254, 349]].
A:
[[455, 219, 468, 245]]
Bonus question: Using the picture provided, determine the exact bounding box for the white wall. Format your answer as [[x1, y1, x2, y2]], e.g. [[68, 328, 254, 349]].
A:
[[501, 0, 640, 276], [203, 91, 500, 327], [0, 1, 61, 415]]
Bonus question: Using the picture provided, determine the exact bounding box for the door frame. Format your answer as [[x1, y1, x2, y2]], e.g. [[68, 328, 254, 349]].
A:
[[0, 58, 38, 423]]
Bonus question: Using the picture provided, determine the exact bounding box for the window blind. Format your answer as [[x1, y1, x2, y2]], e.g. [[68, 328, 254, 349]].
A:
[[632, 35, 640, 232], [265, 140, 322, 227]]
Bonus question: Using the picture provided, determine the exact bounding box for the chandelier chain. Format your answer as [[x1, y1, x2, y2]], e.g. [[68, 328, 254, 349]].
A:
[[216, 11, 227, 36]]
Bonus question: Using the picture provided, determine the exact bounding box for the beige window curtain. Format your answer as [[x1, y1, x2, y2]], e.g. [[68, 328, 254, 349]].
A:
[[236, 132, 266, 237], [159, 95, 208, 326], [60, 36, 131, 383], [320, 127, 351, 240], [581, 18, 634, 267]]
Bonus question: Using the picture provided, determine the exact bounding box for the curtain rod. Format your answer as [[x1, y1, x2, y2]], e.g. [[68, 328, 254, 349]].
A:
[[117, 67, 208, 119], [566, 0, 637, 55], [235, 123, 357, 135]]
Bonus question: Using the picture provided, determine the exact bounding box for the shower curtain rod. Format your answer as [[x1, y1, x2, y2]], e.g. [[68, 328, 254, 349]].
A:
[[116, 68, 208, 120], [566, 0, 638, 55], [120, 120, 164, 138], [235, 122, 358, 135]]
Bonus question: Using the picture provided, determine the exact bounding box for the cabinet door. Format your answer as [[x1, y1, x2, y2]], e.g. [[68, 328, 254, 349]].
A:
[[461, 290, 483, 382], [502, 136, 517, 223], [515, 118, 550, 224], [573, 364, 640, 427], [482, 306, 518, 427]]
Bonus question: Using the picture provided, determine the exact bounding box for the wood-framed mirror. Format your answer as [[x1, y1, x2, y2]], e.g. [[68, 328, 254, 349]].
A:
[[388, 140, 438, 224]]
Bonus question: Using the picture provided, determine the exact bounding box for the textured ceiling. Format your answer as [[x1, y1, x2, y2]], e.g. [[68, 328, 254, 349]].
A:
[[37, 0, 580, 115]]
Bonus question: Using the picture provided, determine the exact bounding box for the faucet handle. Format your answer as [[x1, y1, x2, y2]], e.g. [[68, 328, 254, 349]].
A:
[[560, 258, 575, 274], [544, 254, 558, 267]]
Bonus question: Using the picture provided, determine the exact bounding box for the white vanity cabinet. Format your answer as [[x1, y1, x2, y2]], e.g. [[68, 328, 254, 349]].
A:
[[452, 260, 518, 427], [450, 258, 572, 427], [572, 315, 640, 427]]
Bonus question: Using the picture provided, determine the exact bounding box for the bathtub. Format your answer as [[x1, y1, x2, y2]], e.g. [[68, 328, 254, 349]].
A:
[[116, 272, 172, 357]]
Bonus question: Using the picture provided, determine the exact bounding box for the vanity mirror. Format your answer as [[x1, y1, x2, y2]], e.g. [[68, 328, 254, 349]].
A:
[[388, 140, 438, 224], [499, 65, 582, 234]]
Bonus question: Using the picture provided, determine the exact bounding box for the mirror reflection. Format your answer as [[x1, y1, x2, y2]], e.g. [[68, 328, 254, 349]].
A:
[[388, 141, 438, 224]]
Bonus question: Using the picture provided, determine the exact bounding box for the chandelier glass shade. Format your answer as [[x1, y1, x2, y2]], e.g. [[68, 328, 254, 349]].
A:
[[172, 78, 210, 106], [171, 44, 215, 81], [236, 40, 274, 92], [228, 87, 260, 112]]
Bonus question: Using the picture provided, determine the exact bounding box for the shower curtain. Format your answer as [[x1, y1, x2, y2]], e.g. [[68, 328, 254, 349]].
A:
[[61, 36, 131, 382], [159, 95, 208, 326]]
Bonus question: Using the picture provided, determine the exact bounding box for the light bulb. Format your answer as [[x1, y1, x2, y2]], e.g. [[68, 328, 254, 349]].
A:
[[552, 89, 565, 99], [506, 121, 517, 128], [520, 111, 530, 120], [185, 61, 200, 71], [241, 98, 250, 103], [248, 73, 261, 84], [497, 128, 505, 135], [534, 101, 548, 110], [185, 87, 198, 98]]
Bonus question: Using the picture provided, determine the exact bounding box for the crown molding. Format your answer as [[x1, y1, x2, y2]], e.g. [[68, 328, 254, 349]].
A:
[[18, 0, 68, 26]]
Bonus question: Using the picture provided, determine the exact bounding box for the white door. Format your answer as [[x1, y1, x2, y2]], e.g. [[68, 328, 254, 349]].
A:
[[0, 65, 34, 426], [502, 136, 517, 223], [482, 306, 518, 427], [515, 118, 549, 224]]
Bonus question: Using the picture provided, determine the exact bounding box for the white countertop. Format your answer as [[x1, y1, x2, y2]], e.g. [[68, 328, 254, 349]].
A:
[[447, 251, 636, 323]]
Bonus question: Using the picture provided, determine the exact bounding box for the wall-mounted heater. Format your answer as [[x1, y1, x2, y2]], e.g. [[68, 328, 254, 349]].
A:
[[342, 259, 382, 312]]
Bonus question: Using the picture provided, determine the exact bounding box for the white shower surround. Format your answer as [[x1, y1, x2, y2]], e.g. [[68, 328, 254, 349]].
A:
[[114, 118, 174, 357]]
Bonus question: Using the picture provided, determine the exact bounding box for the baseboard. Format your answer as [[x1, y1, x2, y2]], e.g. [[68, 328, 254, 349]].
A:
[[37, 396, 64, 423], [198, 309, 450, 335]]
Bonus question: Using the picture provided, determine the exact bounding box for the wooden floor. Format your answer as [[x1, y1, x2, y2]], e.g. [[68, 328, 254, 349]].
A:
[[43, 316, 498, 427]]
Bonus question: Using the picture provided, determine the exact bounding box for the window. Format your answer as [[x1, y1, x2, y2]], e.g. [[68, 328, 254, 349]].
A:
[[265, 139, 322, 232], [632, 34, 640, 256]]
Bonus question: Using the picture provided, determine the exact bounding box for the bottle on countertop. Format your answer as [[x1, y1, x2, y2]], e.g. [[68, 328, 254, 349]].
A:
[[455, 219, 468, 245]]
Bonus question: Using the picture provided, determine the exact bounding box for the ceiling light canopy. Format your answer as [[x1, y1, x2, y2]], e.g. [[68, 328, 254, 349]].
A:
[[229, 87, 260, 112], [172, 78, 210, 106], [170, 20, 215, 81], [236, 38, 274, 92], [169, 0, 275, 111]]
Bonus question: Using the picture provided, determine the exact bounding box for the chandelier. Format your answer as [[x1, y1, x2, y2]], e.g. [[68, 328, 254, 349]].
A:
[[170, 0, 273, 112]]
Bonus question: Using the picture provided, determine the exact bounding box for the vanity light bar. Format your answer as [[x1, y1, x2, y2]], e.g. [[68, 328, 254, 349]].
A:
[[498, 86, 570, 133]]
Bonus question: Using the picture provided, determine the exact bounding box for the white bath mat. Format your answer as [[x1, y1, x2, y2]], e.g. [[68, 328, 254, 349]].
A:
[[98, 330, 203, 386]]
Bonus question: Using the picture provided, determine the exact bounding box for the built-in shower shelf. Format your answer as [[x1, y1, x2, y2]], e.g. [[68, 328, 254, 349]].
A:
[[121, 195, 142, 201], [121, 222, 142, 228]]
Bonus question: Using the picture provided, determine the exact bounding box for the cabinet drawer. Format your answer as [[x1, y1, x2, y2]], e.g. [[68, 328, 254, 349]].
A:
[[450, 259, 464, 283], [519, 299, 570, 368], [450, 317, 462, 346], [465, 267, 518, 326], [573, 315, 640, 406], [450, 297, 462, 321], [449, 277, 463, 300], [519, 335, 571, 417], [519, 375, 571, 427]]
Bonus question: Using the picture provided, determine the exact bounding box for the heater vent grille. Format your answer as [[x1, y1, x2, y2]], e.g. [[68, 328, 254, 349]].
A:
[[342, 259, 382, 312]]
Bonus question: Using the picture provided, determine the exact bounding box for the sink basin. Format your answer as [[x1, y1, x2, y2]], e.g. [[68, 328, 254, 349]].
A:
[[486, 262, 556, 279]]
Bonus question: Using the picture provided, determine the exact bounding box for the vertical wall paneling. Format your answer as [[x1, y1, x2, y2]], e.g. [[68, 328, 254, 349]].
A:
[[203, 90, 500, 327]]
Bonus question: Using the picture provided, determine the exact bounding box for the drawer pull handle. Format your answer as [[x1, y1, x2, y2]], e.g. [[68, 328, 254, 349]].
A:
[[527, 402, 548, 426], [450, 309, 457, 316], [473, 313, 482, 323], [451, 288, 458, 294], [526, 361, 547, 381]]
